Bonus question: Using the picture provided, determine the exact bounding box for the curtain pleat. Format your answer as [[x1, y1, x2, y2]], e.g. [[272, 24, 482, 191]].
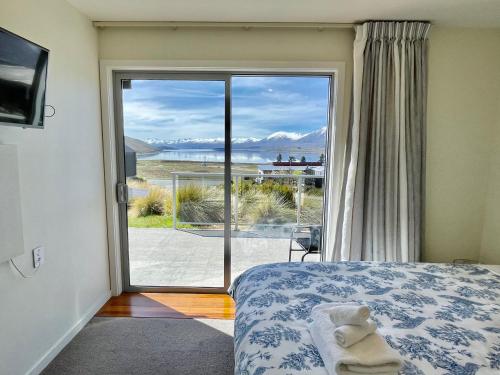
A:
[[332, 21, 431, 262]]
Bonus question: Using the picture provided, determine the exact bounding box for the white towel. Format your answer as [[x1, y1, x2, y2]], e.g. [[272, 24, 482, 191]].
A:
[[309, 305, 402, 375], [326, 304, 371, 326], [334, 319, 377, 348]]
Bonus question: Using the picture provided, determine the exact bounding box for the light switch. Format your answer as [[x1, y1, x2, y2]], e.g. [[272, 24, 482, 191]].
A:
[[33, 246, 45, 268]]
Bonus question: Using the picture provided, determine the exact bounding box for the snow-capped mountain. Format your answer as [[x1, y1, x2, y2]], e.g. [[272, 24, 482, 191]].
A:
[[145, 127, 327, 150], [265, 131, 304, 141], [232, 137, 260, 144], [145, 137, 168, 145], [294, 127, 328, 148], [146, 137, 224, 145]]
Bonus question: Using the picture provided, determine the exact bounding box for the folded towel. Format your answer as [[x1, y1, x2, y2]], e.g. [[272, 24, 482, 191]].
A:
[[334, 319, 377, 348], [309, 306, 402, 375], [326, 304, 371, 326]]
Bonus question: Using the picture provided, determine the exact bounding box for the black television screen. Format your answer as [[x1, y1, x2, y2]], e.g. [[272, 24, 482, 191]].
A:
[[0, 27, 48, 128]]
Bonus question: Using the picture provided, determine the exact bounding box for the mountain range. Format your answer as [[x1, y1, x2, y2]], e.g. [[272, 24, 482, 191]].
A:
[[141, 127, 327, 151]]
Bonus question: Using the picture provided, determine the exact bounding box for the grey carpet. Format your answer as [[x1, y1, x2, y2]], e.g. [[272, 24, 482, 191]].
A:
[[42, 317, 234, 375]]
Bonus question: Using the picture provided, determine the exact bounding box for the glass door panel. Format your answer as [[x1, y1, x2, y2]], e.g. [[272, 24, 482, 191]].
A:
[[230, 75, 332, 281], [117, 76, 228, 289]]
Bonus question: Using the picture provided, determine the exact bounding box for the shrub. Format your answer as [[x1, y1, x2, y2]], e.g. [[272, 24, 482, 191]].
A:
[[163, 190, 173, 216], [259, 181, 296, 206], [234, 180, 299, 225], [131, 186, 171, 217], [237, 188, 261, 221], [233, 179, 297, 206], [177, 184, 224, 223], [176, 184, 203, 205], [247, 192, 296, 225], [233, 179, 255, 195]]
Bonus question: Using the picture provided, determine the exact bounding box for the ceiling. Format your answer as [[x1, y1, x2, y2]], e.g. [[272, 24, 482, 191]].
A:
[[66, 0, 500, 28]]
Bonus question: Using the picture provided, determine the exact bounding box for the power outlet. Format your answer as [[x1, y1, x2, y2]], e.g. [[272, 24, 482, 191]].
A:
[[33, 246, 45, 269]]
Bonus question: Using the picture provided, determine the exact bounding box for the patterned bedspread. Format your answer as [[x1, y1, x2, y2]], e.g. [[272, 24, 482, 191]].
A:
[[229, 262, 500, 375]]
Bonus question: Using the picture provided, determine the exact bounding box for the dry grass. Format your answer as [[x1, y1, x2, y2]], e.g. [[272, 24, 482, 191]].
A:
[[177, 184, 224, 223], [245, 192, 296, 225], [131, 186, 172, 217], [127, 176, 323, 228]]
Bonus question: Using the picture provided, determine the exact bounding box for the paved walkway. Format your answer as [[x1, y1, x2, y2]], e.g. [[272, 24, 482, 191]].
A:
[[128, 228, 320, 287]]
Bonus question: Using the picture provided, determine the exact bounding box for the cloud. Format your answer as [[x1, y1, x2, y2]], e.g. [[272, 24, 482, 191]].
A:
[[231, 76, 283, 89], [127, 80, 225, 100], [122, 76, 330, 141], [123, 100, 225, 139]]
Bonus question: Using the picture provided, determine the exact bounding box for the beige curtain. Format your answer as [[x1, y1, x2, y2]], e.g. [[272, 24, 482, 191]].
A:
[[330, 22, 431, 262]]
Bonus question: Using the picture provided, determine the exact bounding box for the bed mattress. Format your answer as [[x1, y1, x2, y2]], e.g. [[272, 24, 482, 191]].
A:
[[229, 262, 500, 374]]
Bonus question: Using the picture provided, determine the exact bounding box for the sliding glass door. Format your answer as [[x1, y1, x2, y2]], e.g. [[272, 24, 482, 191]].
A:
[[114, 72, 333, 292]]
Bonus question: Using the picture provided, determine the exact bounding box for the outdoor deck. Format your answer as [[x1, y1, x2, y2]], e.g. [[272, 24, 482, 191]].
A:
[[128, 228, 320, 287]]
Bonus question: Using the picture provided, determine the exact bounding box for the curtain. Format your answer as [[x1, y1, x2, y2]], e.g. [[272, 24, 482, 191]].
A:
[[331, 21, 431, 262]]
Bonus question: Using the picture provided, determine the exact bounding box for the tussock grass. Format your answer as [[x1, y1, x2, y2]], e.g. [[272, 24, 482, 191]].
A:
[[131, 186, 172, 217], [128, 178, 323, 228], [259, 181, 296, 206], [246, 192, 296, 225], [177, 184, 224, 223]]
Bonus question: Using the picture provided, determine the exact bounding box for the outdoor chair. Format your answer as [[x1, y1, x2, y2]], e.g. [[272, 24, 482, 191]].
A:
[[288, 225, 322, 262]]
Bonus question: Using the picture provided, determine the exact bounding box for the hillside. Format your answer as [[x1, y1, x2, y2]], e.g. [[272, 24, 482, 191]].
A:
[[124, 136, 159, 154]]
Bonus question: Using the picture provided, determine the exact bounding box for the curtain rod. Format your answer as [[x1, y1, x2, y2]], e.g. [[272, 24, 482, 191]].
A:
[[93, 21, 357, 30]]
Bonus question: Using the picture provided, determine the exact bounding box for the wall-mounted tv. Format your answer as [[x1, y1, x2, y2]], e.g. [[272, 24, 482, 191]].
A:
[[0, 27, 49, 129]]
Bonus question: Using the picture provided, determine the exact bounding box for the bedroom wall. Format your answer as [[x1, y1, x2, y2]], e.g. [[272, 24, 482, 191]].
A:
[[98, 26, 500, 264], [98, 26, 355, 63], [0, 0, 109, 374], [479, 96, 500, 265], [425, 28, 500, 263]]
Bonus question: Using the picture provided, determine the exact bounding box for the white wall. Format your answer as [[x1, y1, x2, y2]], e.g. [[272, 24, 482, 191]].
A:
[[98, 26, 355, 63], [425, 28, 500, 263], [0, 1, 110, 374], [480, 95, 500, 264]]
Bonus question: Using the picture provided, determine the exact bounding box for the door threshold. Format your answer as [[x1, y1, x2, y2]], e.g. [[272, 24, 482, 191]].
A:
[[96, 292, 235, 319]]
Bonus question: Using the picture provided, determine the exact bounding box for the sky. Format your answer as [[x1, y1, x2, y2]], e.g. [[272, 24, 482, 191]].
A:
[[123, 76, 331, 141]]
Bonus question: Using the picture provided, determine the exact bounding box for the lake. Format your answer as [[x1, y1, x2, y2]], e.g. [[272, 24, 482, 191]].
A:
[[137, 149, 323, 164]]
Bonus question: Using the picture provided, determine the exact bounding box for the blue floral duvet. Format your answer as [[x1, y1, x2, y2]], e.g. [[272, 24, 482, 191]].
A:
[[229, 262, 500, 375]]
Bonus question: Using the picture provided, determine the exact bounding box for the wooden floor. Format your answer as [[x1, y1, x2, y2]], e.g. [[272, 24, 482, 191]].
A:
[[96, 293, 235, 319]]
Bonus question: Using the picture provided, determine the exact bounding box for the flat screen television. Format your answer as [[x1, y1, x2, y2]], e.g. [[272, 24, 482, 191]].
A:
[[0, 27, 49, 129]]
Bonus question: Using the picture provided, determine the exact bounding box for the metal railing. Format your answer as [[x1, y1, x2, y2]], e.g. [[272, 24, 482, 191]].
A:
[[171, 172, 324, 230]]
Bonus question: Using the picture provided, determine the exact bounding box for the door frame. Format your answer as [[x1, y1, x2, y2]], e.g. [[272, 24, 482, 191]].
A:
[[100, 60, 348, 296]]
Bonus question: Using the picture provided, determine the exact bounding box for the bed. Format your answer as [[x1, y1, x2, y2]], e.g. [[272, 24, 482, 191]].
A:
[[229, 262, 500, 375]]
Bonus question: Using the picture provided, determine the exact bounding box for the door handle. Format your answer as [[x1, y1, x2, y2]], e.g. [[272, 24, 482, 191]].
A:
[[117, 183, 129, 204]]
